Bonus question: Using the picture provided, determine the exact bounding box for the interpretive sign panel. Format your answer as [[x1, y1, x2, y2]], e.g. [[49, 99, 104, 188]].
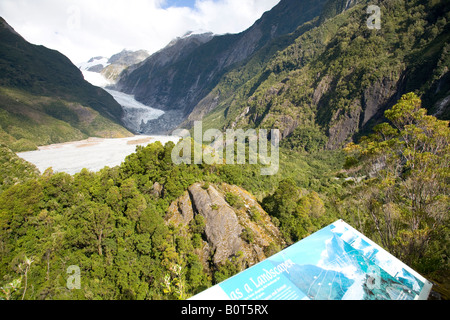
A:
[[191, 220, 433, 300]]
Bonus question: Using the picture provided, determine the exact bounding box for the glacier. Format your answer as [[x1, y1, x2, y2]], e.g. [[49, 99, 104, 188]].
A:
[[104, 89, 165, 133], [81, 70, 112, 87], [80, 68, 166, 134]]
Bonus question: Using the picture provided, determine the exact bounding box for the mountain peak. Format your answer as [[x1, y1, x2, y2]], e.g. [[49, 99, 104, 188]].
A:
[[115, 0, 330, 134], [107, 49, 150, 65]]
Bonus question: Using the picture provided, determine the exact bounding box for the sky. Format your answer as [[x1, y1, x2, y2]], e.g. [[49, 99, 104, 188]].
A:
[[0, 0, 280, 64]]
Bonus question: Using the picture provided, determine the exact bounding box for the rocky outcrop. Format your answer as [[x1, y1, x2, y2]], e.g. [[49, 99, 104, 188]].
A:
[[108, 49, 149, 66], [101, 50, 150, 83], [80, 50, 150, 84], [326, 101, 362, 150], [188, 183, 243, 266], [165, 183, 284, 268], [361, 78, 403, 127], [326, 76, 405, 149]]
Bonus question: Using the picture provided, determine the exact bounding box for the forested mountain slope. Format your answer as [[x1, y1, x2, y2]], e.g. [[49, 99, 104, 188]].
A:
[[0, 0, 448, 301], [0, 88, 448, 301], [198, 0, 450, 149]]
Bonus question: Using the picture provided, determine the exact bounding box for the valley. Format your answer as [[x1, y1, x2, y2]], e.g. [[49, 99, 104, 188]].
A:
[[0, 0, 448, 302]]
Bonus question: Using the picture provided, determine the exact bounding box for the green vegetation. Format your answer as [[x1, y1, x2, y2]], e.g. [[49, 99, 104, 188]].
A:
[[0, 17, 124, 122], [0, 142, 208, 300], [0, 87, 131, 152], [341, 92, 449, 283], [0, 0, 449, 301], [0, 130, 344, 300], [201, 0, 450, 148], [0, 144, 39, 192], [0, 93, 448, 300]]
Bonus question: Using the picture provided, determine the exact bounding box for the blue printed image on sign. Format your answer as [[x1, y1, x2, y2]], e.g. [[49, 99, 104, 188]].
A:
[[191, 220, 433, 300]]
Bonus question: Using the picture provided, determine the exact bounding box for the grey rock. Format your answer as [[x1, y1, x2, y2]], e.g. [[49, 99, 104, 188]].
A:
[[188, 183, 243, 266], [166, 182, 285, 267]]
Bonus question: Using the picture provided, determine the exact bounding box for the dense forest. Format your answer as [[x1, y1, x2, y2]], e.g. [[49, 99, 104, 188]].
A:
[[0, 93, 448, 300]]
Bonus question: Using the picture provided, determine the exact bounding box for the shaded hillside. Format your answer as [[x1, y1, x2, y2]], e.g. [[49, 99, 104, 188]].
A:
[[0, 17, 132, 151]]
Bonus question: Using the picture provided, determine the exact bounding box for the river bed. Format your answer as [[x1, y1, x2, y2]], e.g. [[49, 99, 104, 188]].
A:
[[17, 135, 179, 175]]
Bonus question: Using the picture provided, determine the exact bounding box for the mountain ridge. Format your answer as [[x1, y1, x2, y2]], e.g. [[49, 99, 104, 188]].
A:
[[112, 0, 449, 151], [0, 17, 132, 151], [114, 0, 330, 134]]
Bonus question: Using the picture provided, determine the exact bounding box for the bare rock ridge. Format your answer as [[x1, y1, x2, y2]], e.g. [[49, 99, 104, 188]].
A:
[[166, 183, 285, 268], [188, 183, 242, 265]]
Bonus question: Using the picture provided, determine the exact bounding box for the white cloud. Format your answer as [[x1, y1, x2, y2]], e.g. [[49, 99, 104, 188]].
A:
[[0, 0, 280, 63]]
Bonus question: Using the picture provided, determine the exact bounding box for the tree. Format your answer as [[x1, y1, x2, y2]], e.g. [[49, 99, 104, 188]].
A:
[[70, 201, 114, 256], [0, 277, 22, 300], [344, 93, 449, 271], [15, 255, 34, 300]]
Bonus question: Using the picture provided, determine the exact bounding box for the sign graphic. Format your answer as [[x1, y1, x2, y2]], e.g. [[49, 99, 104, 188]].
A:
[[191, 220, 433, 300]]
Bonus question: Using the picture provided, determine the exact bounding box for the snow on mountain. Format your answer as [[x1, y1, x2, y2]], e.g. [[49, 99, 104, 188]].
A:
[[81, 70, 113, 87], [77, 56, 110, 72], [181, 30, 214, 40], [76, 51, 165, 134], [77, 56, 112, 86]]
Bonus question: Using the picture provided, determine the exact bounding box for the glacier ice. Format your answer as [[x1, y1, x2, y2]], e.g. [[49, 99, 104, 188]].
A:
[[105, 89, 165, 133]]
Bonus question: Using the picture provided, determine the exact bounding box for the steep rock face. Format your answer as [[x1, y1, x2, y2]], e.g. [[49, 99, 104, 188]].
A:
[[80, 50, 150, 84], [114, 33, 215, 97], [189, 183, 243, 266], [113, 33, 215, 134], [101, 49, 150, 83], [165, 183, 284, 268], [194, 0, 449, 151], [115, 0, 329, 134], [326, 76, 405, 149], [108, 49, 149, 66], [326, 101, 362, 150], [166, 190, 194, 227]]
